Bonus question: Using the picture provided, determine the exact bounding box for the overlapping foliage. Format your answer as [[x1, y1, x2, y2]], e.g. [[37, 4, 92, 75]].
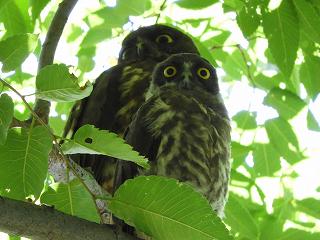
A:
[[0, 0, 319, 239]]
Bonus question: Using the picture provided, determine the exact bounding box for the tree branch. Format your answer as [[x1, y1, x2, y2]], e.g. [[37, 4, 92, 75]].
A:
[[0, 196, 138, 240], [34, 0, 79, 124]]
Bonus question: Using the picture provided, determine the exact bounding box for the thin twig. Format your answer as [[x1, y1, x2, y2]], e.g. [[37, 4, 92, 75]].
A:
[[156, 0, 167, 23]]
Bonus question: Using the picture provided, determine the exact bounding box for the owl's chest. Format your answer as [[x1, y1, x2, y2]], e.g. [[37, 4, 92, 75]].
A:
[[146, 92, 211, 138]]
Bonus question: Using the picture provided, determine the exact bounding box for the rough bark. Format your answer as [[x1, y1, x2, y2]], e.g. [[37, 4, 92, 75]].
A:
[[0, 196, 138, 240]]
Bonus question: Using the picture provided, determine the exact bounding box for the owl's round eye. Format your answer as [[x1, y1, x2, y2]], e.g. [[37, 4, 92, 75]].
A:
[[197, 67, 210, 80], [156, 34, 173, 44], [163, 66, 177, 78]]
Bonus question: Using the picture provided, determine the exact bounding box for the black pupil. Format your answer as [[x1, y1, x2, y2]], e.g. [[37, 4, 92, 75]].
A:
[[200, 69, 207, 77], [158, 35, 169, 43], [166, 68, 174, 75], [85, 137, 93, 144]]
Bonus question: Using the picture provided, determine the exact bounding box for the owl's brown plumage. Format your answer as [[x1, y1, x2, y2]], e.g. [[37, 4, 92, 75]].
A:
[[63, 25, 199, 192], [115, 53, 231, 216]]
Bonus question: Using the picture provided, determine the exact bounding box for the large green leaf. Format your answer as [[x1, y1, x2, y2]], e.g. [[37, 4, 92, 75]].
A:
[[232, 110, 257, 130], [30, 0, 50, 21], [300, 55, 320, 100], [253, 143, 281, 176], [222, 50, 249, 81], [36, 64, 93, 102], [0, 34, 38, 72], [61, 125, 148, 169], [295, 198, 320, 219], [194, 38, 218, 67], [40, 179, 100, 223], [0, 94, 14, 145], [224, 193, 259, 239], [109, 176, 233, 240], [77, 47, 96, 73], [265, 118, 304, 164], [94, 0, 151, 28], [293, 0, 320, 44], [175, 0, 218, 9], [263, 88, 306, 120], [307, 110, 320, 132], [236, 0, 260, 37], [262, 0, 299, 77], [231, 142, 252, 168], [80, 24, 112, 48], [280, 229, 320, 240], [0, 0, 32, 36], [0, 126, 52, 200]]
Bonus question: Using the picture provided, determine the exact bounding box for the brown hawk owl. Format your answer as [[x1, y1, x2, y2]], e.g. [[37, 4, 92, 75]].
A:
[[115, 53, 231, 216], [63, 25, 199, 192]]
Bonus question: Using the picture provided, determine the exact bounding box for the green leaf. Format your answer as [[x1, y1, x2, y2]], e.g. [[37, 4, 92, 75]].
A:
[[280, 229, 320, 240], [110, 176, 233, 240], [233, 110, 257, 129], [176, 0, 218, 9], [262, 0, 299, 77], [41, 179, 100, 223], [67, 25, 84, 43], [0, 0, 32, 36], [0, 34, 38, 72], [30, 0, 50, 21], [259, 216, 283, 240], [265, 118, 303, 164], [77, 47, 96, 73], [223, 0, 245, 12], [254, 74, 279, 90], [7, 71, 34, 85], [300, 55, 320, 100], [307, 110, 320, 132], [0, 94, 14, 145], [236, 0, 261, 37], [263, 88, 306, 120], [253, 143, 281, 176], [293, 0, 320, 44], [94, 0, 151, 28], [36, 64, 93, 102], [222, 50, 248, 80], [231, 142, 252, 168], [0, 126, 52, 200], [80, 24, 112, 48], [194, 38, 218, 67], [224, 193, 259, 239], [296, 198, 320, 219], [61, 125, 149, 169]]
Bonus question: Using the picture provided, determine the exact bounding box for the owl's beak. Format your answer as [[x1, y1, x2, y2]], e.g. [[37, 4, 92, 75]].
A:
[[180, 62, 192, 88]]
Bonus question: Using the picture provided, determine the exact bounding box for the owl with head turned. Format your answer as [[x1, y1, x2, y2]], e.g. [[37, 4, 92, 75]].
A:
[[115, 53, 231, 217], [63, 25, 200, 193]]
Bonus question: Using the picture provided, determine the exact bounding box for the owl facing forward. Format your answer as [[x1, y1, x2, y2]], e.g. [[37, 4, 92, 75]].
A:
[[115, 53, 231, 216]]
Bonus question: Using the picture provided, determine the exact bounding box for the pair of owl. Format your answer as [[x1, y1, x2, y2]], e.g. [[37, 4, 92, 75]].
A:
[[64, 25, 231, 217]]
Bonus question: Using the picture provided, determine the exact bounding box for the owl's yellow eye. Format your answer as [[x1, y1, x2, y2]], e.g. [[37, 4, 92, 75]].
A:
[[156, 34, 173, 44], [163, 66, 177, 77], [197, 67, 210, 80]]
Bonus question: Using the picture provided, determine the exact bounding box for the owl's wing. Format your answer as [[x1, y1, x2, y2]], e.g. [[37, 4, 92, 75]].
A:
[[62, 66, 124, 190], [113, 98, 160, 192]]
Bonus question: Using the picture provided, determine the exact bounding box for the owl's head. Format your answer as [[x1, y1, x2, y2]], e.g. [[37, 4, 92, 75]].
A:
[[150, 53, 219, 95], [119, 25, 199, 63]]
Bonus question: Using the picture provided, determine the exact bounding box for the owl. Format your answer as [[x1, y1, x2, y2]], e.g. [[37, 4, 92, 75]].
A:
[[63, 25, 199, 193], [115, 53, 231, 216]]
